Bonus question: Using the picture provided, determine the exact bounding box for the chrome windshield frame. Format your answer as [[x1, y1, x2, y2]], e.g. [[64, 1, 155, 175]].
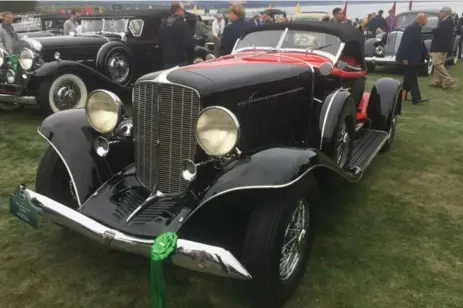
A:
[[231, 27, 345, 64]]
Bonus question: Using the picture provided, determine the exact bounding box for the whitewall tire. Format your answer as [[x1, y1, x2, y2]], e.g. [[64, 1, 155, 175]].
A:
[[38, 73, 87, 114]]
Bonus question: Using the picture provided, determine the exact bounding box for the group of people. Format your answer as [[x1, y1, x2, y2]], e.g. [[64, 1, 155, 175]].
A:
[[397, 6, 458, 105]]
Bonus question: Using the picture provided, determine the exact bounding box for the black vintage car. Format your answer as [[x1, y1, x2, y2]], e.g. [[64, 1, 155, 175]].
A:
[[10, 22, 402, 306], [0, 10, 212, 114], [365, 10, 461, 75]]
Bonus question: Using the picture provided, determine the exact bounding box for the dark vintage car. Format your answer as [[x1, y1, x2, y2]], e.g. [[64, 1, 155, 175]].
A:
[[0, 10, 212, 114], [10, 22, 402, 306], [365, 10, 461, 75]]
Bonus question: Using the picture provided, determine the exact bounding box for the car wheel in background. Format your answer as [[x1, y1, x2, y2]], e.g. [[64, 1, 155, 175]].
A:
[[420, 57, 433, 76], [97, 45, 134, 86], [241, 178, 317, 307], [37, 73, 88, 115]]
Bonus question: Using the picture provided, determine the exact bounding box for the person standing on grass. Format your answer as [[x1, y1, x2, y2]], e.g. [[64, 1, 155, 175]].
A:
[[458, 13, 463, 59], [0, 11, 19, 54], [430, 7, 456, 89], [396, 13, 429, 105]]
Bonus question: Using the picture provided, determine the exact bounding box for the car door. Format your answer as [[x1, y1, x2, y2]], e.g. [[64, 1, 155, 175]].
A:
[[125, 18, 163, 78]]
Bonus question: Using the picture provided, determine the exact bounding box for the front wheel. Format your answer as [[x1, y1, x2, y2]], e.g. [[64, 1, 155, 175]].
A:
[[37, 73, 88, 115], [36, 146, 78, 209], [241, 181, 317, 307], [324, 99, 356, 169]]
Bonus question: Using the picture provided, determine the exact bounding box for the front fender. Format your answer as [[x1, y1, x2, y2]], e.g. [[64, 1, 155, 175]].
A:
[[179, 147, 359, 232], [368, 77, 402, 131], [38, 109, 134, 206], [28, 60, 132, 99], [319, 89, 351, 151]]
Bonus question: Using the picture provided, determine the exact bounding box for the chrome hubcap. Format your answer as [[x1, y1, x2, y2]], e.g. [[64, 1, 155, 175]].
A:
[[53, 81, 81, 110], [279, 199, 310, 280], [336, 121, 350, 167], [108, 53, 130, 83]]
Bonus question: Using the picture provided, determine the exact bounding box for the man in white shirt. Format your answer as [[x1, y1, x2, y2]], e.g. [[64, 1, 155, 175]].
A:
[[212, 14, 226, 56], [63, 10, 80, 35]]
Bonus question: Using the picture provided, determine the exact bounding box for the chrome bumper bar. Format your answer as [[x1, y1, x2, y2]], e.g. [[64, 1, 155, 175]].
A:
[[16, 185, 252, 280], [365, 56, 396, 64], [0, 93, 36, 105]]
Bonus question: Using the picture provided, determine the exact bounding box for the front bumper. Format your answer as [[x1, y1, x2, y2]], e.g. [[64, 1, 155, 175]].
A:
[[10, 185, 252, 280], [0, 93, 36, 105], [365, 55, 397, 66]]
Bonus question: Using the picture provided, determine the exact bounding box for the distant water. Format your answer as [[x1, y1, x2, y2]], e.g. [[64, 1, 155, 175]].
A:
[[189, 1, 463, 19]]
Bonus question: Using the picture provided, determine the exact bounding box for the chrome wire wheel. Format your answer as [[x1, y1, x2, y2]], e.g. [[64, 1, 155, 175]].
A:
[[107, 53, 130, 83], [279, 199, 310, 281], [53, 80, 81, 111], [336, 120, 351, 168]]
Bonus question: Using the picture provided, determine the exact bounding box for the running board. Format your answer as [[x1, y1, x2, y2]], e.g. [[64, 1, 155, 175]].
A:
[[349, 129, 389, 171]]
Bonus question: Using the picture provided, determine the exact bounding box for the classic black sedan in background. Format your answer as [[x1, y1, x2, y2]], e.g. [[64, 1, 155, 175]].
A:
[[0, 10, 212, 114], [365, 10, 461, 75], [10, 22, 402, 307]]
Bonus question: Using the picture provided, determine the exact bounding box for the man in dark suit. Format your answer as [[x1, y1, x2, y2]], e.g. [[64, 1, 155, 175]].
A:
[[396, 13, 429, 105], [219, 4, 252, 56], [430, 6, 456, 89], [368, 9, 387, 34], [159, 2, 195, 69]]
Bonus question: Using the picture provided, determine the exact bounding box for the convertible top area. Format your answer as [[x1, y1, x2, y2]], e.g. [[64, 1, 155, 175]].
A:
[[246, 21, 365, 45]]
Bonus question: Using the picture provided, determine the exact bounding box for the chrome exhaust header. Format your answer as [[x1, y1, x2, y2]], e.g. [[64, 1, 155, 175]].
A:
[[12, 185, 252, 280]]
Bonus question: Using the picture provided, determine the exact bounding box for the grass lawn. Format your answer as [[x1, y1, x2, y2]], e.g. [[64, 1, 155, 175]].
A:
[[1, 64, 463, 308]]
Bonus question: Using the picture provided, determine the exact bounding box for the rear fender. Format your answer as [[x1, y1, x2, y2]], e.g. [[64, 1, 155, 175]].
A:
[[38, 109, 134, 206], [318, 89, 351, 151], [367, 77, 402, 131], [27, 60, 132, 99], [178, 147, 359, 232]]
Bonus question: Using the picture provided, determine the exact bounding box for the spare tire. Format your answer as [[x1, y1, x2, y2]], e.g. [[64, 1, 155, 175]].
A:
[[96, 42, 134, 86]]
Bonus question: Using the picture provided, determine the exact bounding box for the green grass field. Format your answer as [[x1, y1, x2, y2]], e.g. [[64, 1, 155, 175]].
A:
[[1, 65, 463, 308]]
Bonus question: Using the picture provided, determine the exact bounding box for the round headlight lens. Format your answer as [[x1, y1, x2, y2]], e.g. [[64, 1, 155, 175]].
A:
[[85, 90, 124, 133], [19, 48, 34, 70], [195, 107, 240, 156]]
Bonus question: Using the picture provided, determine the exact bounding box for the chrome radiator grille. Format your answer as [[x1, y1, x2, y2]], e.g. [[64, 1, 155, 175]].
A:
[[133, 82, 200, 194]]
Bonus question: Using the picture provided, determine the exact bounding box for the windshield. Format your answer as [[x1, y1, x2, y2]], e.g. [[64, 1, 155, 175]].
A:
[[397, 13, 439, 28], [234, 29, 342, 56], [80, 18, 128, 34]]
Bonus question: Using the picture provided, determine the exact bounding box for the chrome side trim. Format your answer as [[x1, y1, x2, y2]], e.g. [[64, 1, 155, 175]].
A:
[[16, 186, 252, 280], [319, 89, 343, 150], [37, 128, 82, 206], [182, 160, 362, 224]]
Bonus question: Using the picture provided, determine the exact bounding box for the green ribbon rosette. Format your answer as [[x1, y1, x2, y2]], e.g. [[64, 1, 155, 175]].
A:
[[10, 54, 18, 73], [151, 232, 178, 308]]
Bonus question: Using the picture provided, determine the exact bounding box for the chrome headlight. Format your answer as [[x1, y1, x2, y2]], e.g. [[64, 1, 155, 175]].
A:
[[375, 46, 385, 56], [195, 106, 240, 156], [85, 90, 124, 133], [19, 48, 35, 70]]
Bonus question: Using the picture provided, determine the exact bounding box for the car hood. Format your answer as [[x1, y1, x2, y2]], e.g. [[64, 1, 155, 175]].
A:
[[137, 54, 314, 97], [22, 35, 109, 53]]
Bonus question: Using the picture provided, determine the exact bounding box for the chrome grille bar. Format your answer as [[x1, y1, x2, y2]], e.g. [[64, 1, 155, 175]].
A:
[[133, 82, 200, 194]]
